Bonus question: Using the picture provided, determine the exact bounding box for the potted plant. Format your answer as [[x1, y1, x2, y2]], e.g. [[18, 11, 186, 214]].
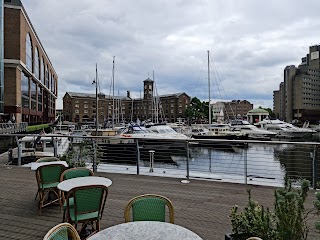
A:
[[227, 177, 310, 240], [61, 139, 102, 168], [226, 190, 275, 240]]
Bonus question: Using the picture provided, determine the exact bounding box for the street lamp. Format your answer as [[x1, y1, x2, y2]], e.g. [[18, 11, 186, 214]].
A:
[[91, 63, 98, 173], [92, 64, 99, 135]]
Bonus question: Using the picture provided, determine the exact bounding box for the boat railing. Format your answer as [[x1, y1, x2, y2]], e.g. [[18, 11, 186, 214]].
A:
[[1, 133, 320, 189]]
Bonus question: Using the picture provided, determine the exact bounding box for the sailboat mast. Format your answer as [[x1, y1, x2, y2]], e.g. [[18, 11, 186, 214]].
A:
[[208, 50, 211, 125], [112, 56, 115, 129], [95, 63, 98, 134]]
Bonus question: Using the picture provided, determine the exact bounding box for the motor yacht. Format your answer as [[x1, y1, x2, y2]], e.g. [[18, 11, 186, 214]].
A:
[[229, 120, 277, 140], [254, 119, 316, 140]]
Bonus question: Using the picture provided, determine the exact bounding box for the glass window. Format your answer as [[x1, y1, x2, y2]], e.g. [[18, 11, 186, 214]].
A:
[[31, 81, 37, 110], [26, 33, 33, 71], [38, 86, 42, 111], [34, 47, 39, 79], [42, 58, 45, 84], [45, 65, 48, 87], [46, 68, 50, 88], [51, 74, 54, 92], [21, 74, 29, 108]]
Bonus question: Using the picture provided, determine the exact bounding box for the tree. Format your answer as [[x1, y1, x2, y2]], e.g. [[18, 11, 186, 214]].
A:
[[185, 97, 209, 123], [258, 106, 275, 118]]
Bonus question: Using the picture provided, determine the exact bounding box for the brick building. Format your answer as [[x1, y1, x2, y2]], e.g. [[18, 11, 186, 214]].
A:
[[4, 0, 57, 123], [63, 78, 190, 124], [211, 100, 253, 121]]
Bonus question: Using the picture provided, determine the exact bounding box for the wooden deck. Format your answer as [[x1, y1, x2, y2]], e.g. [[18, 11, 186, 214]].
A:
[[0, 164, 319, 240]]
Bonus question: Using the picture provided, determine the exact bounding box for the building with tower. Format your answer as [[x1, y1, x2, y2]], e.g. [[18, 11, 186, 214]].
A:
[[63, 78, 190, 124]]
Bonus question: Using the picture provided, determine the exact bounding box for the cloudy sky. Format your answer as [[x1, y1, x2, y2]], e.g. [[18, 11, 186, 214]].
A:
[[22, 0, 320, 109]]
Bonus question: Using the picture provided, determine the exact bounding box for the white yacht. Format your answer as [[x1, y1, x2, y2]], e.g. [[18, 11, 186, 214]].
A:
[[254, 119, 316, 140], [146, 124, 189, 139], [229, 120, 277, 140], [189, 123, 247, 140]]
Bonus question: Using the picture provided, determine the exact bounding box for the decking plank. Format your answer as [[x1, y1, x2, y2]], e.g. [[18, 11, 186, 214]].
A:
[[0, 165, 319, 239]]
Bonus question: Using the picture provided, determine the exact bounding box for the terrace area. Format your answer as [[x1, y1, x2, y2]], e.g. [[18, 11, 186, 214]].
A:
[[1, 160, 320, 240]]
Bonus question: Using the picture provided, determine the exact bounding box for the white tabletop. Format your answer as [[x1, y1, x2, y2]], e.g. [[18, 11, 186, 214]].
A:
[[87, 221, 203, 240], [31, 161, 68, 170], [57, 176, 112, 192]]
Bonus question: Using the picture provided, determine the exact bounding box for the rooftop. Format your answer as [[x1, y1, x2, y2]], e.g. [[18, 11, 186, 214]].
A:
[[0, 164, 318, 239]]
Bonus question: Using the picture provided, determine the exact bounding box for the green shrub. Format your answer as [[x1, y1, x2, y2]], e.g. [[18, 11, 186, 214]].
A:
[[26, 124, 49, 132], [230, 177, 310, 240]]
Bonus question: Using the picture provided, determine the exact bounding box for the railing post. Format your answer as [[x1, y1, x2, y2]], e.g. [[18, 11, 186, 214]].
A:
[[244, 143, 248, 185], [53, 137, 57, 157], [186, 141, 190, 180], [181, 141, 190, 184], [136, 139, 140, 175], [149, 150, 155, 172], [18, 141, 22, 166], [312, 145, 318, 190], [93, 140, 97, 173]]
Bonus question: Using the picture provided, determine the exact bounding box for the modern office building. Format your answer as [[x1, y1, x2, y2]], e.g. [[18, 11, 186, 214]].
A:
[[4, 0, 57, 123], [273, 45, 320, 123], [63, 78, 190, 124]]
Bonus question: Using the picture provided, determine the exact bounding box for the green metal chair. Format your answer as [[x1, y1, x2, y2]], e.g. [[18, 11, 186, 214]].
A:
[[36, 163, 65, 215], [60, 168, 94, 221], [36, 156, 60, 163], [65, 185, 108, 234], [43, 222, 80, 240], [35, 157, 60, 200], [124, 194, 174, 223]]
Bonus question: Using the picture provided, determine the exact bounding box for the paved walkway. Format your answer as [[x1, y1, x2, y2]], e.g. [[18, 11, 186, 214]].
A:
[[0, 165, 319, 240]]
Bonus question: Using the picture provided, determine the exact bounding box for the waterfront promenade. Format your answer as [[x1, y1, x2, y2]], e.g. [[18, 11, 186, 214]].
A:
[[0, 163, 319, 239]]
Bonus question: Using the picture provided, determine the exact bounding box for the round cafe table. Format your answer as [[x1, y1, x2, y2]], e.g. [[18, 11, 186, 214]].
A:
[[87, 221, 203, 240], [57, 176, 112, 192]]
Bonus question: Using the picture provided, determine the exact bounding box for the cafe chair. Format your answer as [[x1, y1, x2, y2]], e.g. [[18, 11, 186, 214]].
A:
[[124, 194, 174, 223], [43, 222, 80, 240], [65, 185, 108, 235], [36, 156, 60, 163], [36, 163, 66, 215], [34, 157, 60, 200], [60, 168, 94, 221]]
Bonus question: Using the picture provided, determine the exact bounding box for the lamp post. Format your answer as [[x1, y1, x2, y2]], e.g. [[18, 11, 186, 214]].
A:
[[92, 63, 98, 172]]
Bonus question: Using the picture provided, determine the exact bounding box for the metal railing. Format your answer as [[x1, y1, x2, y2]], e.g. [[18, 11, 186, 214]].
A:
[[1, 133, 320, 188], [0, 123, 28, 134]]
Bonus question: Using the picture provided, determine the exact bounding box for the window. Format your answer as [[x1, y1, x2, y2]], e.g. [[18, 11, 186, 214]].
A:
[[31, 81, 37, 110], [26, 33, 33, 71], [21, 74, 29, 109], [45, 65, 48, 88], [42, 58, 45, 85], [38, 87, 42, 111], [84, 110, 88, 114], [34, 47, 40, 79], [75, 104, 79, 108], [75, 109, 79, 113], [84, 104, 88, 108]]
